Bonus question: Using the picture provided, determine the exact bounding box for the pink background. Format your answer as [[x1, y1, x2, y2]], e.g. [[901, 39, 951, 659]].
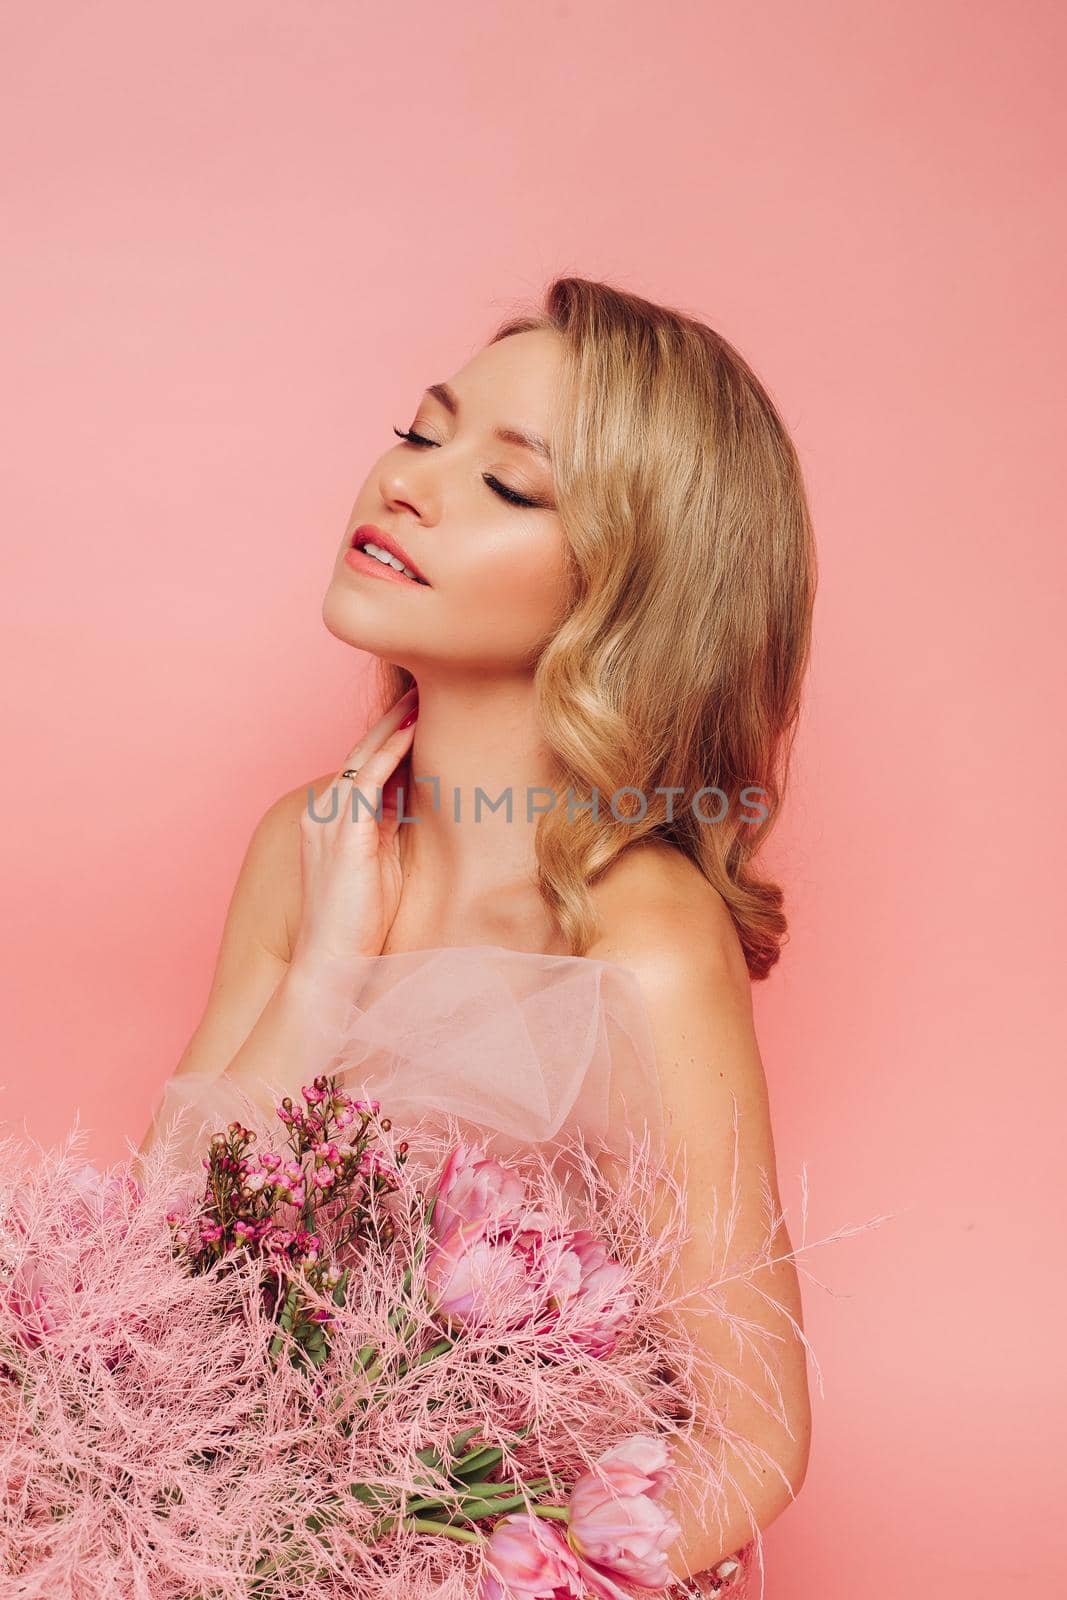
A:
[[2, 3, 1063, 1592]]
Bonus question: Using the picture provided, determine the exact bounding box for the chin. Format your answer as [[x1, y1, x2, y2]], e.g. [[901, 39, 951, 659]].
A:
[[320, 585, 381, 650], [318, 588, 426, 668]]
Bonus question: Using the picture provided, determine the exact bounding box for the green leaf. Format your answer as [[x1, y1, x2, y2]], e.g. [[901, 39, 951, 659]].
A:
[[451, 1445, 504, 1479]]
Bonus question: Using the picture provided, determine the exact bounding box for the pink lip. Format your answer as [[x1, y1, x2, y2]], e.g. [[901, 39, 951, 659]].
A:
[[348, 523, 430, 585], [344, 546, 428, 588]]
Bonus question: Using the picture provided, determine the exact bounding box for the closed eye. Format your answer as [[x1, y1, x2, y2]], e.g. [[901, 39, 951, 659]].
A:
[[391, 426, 552, 510]]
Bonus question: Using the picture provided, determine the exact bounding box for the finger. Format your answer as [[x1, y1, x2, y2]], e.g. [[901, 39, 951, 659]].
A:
[[336, 719, 418, 818], [333, 686, 418, 787]]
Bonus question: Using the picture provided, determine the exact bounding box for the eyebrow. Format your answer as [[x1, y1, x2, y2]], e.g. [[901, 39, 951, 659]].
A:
[[424, 381, 553, 464]]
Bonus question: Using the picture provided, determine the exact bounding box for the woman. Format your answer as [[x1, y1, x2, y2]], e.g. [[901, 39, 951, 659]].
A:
[[140, 277, 817, 1594]]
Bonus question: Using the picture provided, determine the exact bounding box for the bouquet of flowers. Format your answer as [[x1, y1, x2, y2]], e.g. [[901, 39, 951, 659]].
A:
[[0, 1075, 868, 1598]]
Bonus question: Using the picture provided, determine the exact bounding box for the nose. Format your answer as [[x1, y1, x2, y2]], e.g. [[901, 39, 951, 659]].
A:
[[379, 456, 441, 525]]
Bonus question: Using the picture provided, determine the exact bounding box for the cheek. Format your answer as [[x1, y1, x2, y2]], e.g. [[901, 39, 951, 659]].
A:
[[456, 524, 570, 639]]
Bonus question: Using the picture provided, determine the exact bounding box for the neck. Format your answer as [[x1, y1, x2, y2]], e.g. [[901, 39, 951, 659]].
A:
[[393, 670, 561, 906]]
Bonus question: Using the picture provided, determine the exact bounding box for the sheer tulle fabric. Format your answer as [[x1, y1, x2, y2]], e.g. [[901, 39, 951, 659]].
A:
[[150, 945, 667, 1185], [147, 944, 757, 1592]]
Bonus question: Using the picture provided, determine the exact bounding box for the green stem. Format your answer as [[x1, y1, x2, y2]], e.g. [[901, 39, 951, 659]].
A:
[[404, 1476, 551, 1517], [414, 1425, 482, 1472], [395, 1335, 453, 1376], [457, 1478, 552, 1498], [383, 1190, 436, 1333], [401, 1515, 483, 1543], [349, 1332, 453, 1415], [441, 1490, 553, 1521], [363, 1510, 483, 1544], [403, 1421, 537, 1488], [334, 1196, 446, 1409], [267, 1280, 302, 1360], [355, 1341, 379, 1371]]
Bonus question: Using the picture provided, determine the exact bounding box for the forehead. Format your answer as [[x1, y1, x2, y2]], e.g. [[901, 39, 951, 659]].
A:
[[445, 328, 565, 434]]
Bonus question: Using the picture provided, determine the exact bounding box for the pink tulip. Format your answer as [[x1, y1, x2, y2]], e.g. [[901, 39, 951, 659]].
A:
[[68, 1163, 142, 1225], [424, 1216, 532, 1329], [566, 1435, 682, 1591], [479, 1512, 585, 1599], [5, 1258, 64, 1347], [576, 1434, 675, 1502], [4, 1167, 140, 1362], [432, 1143, 527, 1238], [538, 1229, 634, 1358]]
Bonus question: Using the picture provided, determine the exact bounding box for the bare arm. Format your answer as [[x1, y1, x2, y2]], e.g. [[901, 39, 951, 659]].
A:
[[588, 856, 811, 1581], [135, 774, 335, 1166], [137, 685, 420, 1170]]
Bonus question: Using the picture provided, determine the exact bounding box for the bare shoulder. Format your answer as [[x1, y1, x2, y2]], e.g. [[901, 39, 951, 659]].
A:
[[267, 769, 341, 826], [587, 839, 751, 1000], [586, 841, 769, 1137]]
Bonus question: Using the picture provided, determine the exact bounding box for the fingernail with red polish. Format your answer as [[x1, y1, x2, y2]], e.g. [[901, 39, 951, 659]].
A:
[[397, 705, 418, 728]]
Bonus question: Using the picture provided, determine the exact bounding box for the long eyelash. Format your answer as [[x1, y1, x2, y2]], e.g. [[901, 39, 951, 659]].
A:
[[391, 425, 545, 509], [485, 477, 541, 508]]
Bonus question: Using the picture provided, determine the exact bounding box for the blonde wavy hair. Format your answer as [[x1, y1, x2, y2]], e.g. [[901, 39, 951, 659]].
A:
[[376, 277, 817, 981]]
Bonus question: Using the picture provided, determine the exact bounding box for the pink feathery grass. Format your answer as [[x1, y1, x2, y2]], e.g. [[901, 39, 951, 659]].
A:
[[0, 1088, 891, 1600]]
